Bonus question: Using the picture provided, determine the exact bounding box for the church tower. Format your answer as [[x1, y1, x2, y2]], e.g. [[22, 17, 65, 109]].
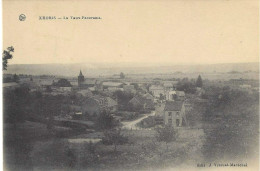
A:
[[78, 70, 84, 87]]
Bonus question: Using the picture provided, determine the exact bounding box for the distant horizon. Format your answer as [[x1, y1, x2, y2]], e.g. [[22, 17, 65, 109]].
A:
[[7, 61, 259, 66], [4, 62, 259, 79]]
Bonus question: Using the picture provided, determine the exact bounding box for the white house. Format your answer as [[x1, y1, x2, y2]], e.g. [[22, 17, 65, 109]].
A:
[[163, 101, 186, 127]]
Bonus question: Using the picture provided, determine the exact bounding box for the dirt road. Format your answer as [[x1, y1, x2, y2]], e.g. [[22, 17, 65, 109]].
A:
[[121, 111, 155, 130]]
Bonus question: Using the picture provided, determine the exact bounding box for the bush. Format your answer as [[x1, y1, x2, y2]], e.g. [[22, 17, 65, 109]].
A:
[[95, 111, 119, 130], [156, 125, 178, 150], [102, 129, 128, 152]]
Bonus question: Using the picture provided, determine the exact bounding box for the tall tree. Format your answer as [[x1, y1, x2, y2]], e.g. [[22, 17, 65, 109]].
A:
[[196, 75, 203, 88], [2, 46, 14, 70]]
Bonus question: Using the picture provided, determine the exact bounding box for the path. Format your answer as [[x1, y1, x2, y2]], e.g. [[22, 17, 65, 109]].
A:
[[121, 111, 155, 130]]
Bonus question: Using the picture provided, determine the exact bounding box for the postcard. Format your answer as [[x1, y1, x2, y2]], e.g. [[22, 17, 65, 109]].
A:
[[2, 0, 259, 170]]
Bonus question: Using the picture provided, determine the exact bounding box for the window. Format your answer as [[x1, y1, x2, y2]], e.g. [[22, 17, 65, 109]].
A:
[[176, 119, 180, 126], [176, 112, 180, 117], [168, 112, 172, 116]]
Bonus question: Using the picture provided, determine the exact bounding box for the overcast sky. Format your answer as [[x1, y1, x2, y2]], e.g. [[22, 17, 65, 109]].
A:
[[3, 0, 259, 65]]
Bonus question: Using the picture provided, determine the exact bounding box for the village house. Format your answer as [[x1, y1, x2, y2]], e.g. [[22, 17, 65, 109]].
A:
[[163, 82, 175, 91], [165, 90, 185, 101], [128, 95, 154, 111], [36, 79, 54, 91], [142, 93, 154, 102], [149, 85, 165, 98], [50, 78, 73, 95], [79, 95, 118, 117], [165, 90, 177, 101], [163, 100, 186, 127]]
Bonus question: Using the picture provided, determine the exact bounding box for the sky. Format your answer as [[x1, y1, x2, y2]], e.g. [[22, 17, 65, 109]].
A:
[[3, 0, 259, 65]]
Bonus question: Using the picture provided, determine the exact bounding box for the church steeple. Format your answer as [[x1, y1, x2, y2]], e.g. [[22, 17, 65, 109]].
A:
[[78, 70, 84, 87], [79, 70, 83, 76]]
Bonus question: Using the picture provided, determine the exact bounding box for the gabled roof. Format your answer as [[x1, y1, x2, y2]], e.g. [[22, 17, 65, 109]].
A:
[[106, 97, 118, 107], [143, 93, 154, 99], [164, 101, 184, 111]]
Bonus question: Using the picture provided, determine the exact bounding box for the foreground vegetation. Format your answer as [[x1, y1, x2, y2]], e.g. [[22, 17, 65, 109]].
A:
[[3, 82, 259, 170]]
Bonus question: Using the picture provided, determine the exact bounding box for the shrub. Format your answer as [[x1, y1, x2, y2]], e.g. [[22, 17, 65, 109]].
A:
[[102, 129, 128, 152], [155, 125, 178, 150]]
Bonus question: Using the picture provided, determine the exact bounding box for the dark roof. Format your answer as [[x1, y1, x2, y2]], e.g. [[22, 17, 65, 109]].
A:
[[164, 101, 184, 111]]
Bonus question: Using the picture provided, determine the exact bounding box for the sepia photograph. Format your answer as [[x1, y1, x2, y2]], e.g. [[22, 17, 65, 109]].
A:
[[2, 0, 259, 170]]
